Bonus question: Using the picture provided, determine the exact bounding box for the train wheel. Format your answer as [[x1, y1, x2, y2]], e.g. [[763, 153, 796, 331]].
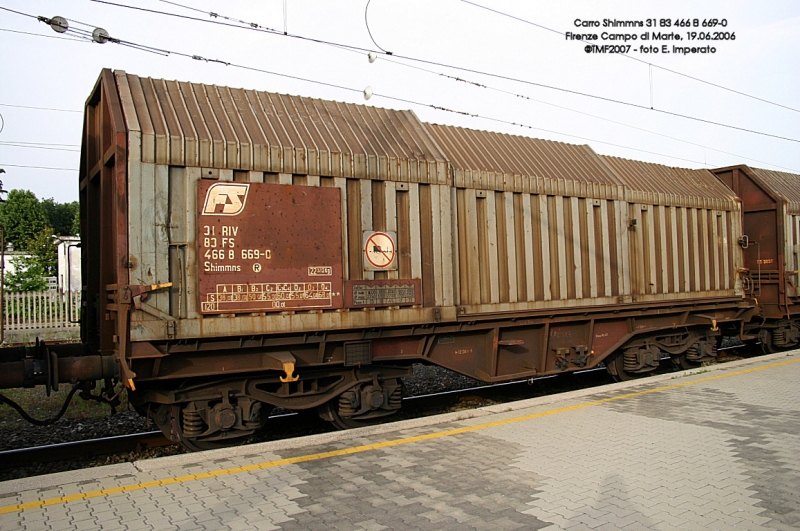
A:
[[676, 337, 720, 369], [675, 355, 702, 370], [177, 406, 255, 451], [758, 330, 776, 355], [607, 353, 641, 382], [152, 400, 268, 452], [606, 346, 660, 382], [318, 379, 403, 429], [319, 401, 383, 429]]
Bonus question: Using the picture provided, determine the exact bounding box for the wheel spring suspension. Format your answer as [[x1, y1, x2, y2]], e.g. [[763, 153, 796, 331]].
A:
[[338, 391, 358, 417], [182, 409, 204, 437], [773, 329, 786, 346], [387, 386, 402, 409], [686, 342, 717, 361], [623, 349, 640, 372]]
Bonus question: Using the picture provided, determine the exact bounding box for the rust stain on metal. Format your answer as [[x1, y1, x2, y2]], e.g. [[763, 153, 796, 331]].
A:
[[372, 337, 421, 358], [748, 166, 800, 211], [198, 181, 343, 313], [713, 164, 799, 317]]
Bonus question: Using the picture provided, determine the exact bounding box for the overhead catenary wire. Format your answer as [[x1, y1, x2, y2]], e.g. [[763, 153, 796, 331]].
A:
[[134, 0, 800, 170], [379, 93, 709, 166], [365, 0, 391, 54], [6, 0, 777, 167], [0, 142, 80, 152], [0, 103, 82, 113], [460, 0, 800, 114], [0, 140, 80, 147], [90, 0, 800, 144], [0, 6, 171, 55], [9, 11, 800, 170], [0, 26, 92, 43], [84, 0, 800, 144], [158, 0, 280, 32], [0, 163, 76, 171], [377, 56, 798, 172], [1, 6, 797, 172]]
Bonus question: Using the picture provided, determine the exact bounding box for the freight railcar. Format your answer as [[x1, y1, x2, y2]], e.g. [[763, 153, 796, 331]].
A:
[[0, 70, 753, 450], [712, 165, 800, 351]]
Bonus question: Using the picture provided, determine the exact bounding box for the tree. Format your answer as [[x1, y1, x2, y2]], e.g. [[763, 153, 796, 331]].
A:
[[41, 198, 79, 236], [71, 210, 81, 235], [0, 187, 77, 290], [3, 254, 48, 292], [0, 189, 49, 250], [27, 227, 58, 276]]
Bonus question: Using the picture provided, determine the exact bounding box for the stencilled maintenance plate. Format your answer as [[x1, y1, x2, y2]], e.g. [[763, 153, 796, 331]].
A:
[[344, 279, 422, 308], [198, 181, 343, 313]]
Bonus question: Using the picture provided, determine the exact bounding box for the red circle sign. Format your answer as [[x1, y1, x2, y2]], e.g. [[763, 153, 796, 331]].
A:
[[365, 232, 396, 268]]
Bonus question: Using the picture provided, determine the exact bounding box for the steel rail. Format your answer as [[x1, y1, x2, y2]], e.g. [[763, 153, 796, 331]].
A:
[[0, 374, 603, 470], [0, 431, 171, 470], [0, 344, 750, 471]]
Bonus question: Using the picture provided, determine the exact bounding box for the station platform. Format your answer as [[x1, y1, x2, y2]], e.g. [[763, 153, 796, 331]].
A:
[[2, 350, 799, 531]]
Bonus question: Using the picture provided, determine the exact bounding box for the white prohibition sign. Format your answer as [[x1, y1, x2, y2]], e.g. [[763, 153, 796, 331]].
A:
[[365, 232, 396, 269]]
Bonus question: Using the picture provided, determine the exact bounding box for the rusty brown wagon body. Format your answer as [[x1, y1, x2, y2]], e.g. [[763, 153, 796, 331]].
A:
[[0, 70, 757, 449], [712, 165, 800, 351]]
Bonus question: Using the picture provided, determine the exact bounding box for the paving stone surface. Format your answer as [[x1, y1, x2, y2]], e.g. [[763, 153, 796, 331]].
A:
[[1, 352, 798, 530]]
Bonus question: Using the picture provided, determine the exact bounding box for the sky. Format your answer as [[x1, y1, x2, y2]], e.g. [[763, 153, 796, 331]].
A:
[[0, 0, 798, 204]]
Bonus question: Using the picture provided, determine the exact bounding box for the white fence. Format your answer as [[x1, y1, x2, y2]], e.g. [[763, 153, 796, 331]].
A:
[[3, 290, 81, 333]]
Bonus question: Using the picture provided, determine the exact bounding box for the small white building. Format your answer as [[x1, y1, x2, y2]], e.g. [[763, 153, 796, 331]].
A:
[[56, 236, 81, 292], [1, 248, 30, 278], [1, 240, 81, 292]]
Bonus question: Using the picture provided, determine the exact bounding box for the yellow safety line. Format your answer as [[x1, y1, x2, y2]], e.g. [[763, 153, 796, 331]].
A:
[[2, 356, 798, 515]]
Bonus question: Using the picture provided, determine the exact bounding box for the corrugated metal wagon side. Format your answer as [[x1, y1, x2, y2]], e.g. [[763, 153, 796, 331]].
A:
[[93, 70, 466, 447], [602, 156, 744, 303], [413, 126, 749, 382], [74, 69, 752, 450], [115, 71, 455, 342]]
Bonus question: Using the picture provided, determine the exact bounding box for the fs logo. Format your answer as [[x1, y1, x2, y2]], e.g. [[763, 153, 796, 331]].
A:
[[202, 183, 250, 216]]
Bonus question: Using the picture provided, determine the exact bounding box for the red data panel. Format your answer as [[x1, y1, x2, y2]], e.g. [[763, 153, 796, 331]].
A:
[[198, 181, 343, 314]]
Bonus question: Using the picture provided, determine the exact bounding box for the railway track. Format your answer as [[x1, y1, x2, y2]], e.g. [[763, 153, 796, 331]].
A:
[[0, 344, 749, 473], [0, 431, 171, 471], [0, 370, 610, 471]]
